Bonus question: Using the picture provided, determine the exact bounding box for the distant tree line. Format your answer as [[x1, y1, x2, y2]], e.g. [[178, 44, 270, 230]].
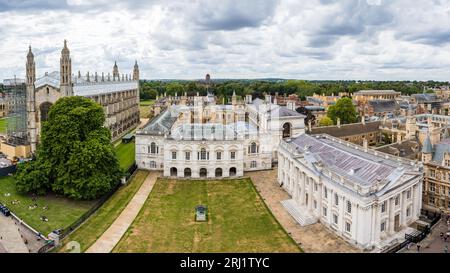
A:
[[139, 79, 449, 101]]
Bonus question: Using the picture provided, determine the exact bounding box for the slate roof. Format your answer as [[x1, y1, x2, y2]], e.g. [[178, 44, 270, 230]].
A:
[[34, 71, 138, 96], [250, 98, 306, 118], [290, 134, 400, 186], [141, 109, 178, 135], [368, 100, 399, 113], [305, 106, 326, 111], [431, 138, 450, 163], [310, 121, 381, 137], [422, 135, 433, 153], [354, 90, 400, 95], [268, 106, 306, 118], [376, 140, 419, 159], [412, 93, 439, 103]]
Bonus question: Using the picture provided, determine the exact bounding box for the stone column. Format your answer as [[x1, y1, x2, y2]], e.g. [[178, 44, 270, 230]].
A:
[[388, 198, 395, 234], [299, 172, 305, 205], [401, 190, 406, 227], [308, 177, 313, 211]]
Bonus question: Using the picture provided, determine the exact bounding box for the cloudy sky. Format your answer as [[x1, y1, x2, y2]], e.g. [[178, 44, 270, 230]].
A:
[[1, 0, 450, 81]]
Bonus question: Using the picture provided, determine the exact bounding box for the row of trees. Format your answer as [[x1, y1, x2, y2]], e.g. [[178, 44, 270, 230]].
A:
[[140, 79, 449, 101]]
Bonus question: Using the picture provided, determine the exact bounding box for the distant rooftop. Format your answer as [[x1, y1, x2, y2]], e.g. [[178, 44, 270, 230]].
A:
[[310, 121, 381, 138], [3, 78, 25, 86], [33, 71, 138, 96], [354, 90, 401, 95]]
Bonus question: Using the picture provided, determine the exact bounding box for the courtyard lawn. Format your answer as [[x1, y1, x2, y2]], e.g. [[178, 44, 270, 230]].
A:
[[139, 100, 155, 106], [114, 178, 301, 253], [0, 117, 8, 133], [0, 176, 95, 236], [115, 140, 136, 171], [139, 100, 154, 119], [58, 170, 149, 252]]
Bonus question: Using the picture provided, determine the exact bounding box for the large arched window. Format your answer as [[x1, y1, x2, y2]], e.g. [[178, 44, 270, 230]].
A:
[[282, 123, 292, 139], [150, 142, 157, 154], [200, 168, 207, 178], [170, 167, 177, 177], [249, 142, 258, 154], [40, 102, 53, 122], [184, 168, 192, 177]]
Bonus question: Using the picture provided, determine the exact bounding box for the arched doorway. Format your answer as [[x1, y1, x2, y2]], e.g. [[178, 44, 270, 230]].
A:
[[215, 168, 222, 177], [282, 122, 292, 139], [170, 167, 177, 177], [200, 168, 207, 178], [40, 102, 53, 123], [184, 168, 191, 178], [229, 167, 237, 177]]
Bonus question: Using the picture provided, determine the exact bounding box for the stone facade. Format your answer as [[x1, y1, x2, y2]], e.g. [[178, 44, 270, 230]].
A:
[[421, 137, 450, 214], [278, 133, 423, 251], [25, 41, 140, 152], [353, 90, 401, 103], [136, 94, 306, 178]]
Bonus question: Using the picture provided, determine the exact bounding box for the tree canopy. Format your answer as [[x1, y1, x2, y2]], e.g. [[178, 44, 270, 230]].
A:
[[140, 79, 449, 100], [327, 97, 358, 125], [318, 116, 334, 127], [16, 96, 122, 200]]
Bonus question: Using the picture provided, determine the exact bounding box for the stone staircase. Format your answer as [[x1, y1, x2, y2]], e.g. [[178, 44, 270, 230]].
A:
[[281, 199, 317, 226]]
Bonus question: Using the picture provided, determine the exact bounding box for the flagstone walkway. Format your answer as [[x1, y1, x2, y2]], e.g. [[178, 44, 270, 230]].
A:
[[86, 171, 160, 253], [0, 215, 29, 253]]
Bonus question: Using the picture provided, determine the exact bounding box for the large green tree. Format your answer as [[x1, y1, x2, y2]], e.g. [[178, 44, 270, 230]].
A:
[[16, 96, 122, 200], [327, 97, 358, 125]]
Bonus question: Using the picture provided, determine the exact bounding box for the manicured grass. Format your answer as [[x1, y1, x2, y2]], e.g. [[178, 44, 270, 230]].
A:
[[0, 176, 95, 236], [139, 100, 154, 119], [58, 170, 149, 252], [139, 100, 155, 106], [0, 117, 8, 133], [114, 178, 301, 253], [115, 140, 136, 171]]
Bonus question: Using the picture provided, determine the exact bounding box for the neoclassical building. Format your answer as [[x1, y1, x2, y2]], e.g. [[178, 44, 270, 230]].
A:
[[278, 133, 423, 251], [136, 93, 306, 178], [25, 41, 140, 152]]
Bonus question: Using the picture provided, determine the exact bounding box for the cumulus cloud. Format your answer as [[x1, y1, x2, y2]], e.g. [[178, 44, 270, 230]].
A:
[[1, 0, 450, 81]]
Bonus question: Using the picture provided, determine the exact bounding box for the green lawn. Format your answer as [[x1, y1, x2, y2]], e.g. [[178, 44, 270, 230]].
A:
[[139, 100, 154, 119], [58, 170, 149, 252], [0, 176, 95, 236], [139, 100, 155, 106], [115, 140, 136, 171], [114, 178, 301, 253], [0, 117, 8, 133]]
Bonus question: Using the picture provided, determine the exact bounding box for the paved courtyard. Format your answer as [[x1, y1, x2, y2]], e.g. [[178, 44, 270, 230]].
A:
[[0, 215, 45, 253], [246, 169, 361, 253], [401, 218, 450, 253]]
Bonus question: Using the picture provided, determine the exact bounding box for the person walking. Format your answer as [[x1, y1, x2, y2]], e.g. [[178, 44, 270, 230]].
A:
[[444, 245, 448, 253], [417, 244, 421, 252]]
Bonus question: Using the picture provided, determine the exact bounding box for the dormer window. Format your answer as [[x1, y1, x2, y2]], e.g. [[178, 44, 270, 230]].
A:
[[445, 159, 450, 167]]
